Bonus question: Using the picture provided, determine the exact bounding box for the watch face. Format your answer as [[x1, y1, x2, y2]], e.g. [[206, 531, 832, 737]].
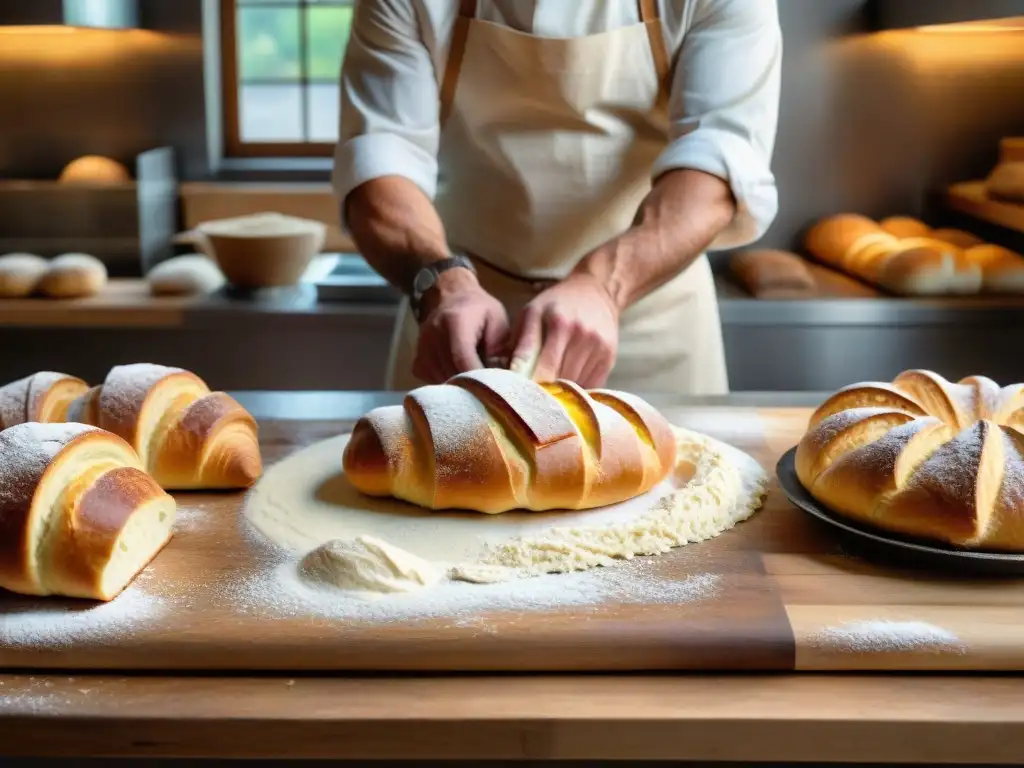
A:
[[413, 268, 435, 295]]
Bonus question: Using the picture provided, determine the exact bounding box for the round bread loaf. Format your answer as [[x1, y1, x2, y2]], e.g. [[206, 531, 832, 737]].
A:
[[58, 155, 131, 185], [796, 370, 1024, 551], [37, 253, 108, 298], [0, 253, 48, 298], [880, 216, 932, 239], [147, 254, 225, 296]]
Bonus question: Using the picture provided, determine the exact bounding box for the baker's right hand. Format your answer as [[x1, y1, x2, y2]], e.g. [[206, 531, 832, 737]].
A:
[[412, 269, 510, 383]]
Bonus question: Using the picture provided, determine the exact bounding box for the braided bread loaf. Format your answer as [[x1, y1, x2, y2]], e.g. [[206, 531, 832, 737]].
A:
[[66, 364, 262, 490], [0, 423, 175, 600], [796, 370, 1024, 551], [343, 368, 677, 514], [0, 372, 89, 430]]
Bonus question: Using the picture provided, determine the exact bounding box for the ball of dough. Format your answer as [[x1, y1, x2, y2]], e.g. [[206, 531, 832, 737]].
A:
[[37, 253, 108, 299], [146, 255, 226, 296], [58, 155, 131, 186], [0, 253, 49, 298]]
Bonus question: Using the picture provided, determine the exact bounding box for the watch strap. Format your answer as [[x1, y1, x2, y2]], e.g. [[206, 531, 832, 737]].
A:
[[410, 255, 476, 321]]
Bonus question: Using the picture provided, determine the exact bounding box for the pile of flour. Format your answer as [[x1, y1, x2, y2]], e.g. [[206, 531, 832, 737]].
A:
[[244, 425, 768, 595]]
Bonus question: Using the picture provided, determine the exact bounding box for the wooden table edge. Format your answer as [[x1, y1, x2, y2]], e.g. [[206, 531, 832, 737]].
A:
[[2, 673, 1024, 761]]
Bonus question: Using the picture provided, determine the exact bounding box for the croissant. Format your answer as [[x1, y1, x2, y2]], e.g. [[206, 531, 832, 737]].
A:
[[343, 368, 678, 514], [0, 423, 175, 600], [0, 371, 89, 430], [66, 363, 262, 490]]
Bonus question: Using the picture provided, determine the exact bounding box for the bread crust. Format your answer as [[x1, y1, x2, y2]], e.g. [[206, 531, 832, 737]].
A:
[[0, 372, 89, 430], [797, 371, 1024, 551], [343, 369, 678, 514]]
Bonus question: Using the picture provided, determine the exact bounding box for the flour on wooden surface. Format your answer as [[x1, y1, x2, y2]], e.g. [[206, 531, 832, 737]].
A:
[[243, 425, 767, 596], [810, 619, 966, 654], [0, 584, 164, 649]]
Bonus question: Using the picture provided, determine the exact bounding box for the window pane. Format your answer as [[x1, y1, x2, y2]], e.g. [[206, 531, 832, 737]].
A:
[[240, 84, 302, 141], [306, 5, 353, 80], [238, 6, 301, 80], [308, 83, 339, 141]]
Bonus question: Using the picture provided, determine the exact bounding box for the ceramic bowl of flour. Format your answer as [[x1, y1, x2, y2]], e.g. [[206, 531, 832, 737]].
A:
[[196, 212, 326, 289]]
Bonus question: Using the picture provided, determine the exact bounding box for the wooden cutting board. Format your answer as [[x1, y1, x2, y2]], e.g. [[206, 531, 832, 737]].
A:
[[2, 407, 1024, 673]]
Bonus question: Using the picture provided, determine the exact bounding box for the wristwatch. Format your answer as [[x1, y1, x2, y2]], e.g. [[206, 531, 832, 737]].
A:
[[410, 255, 476, 321]]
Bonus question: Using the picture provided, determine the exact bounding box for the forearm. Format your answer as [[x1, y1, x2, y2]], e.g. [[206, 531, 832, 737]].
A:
[[571, 169, 736, 311], [344, 175, 451, 294]]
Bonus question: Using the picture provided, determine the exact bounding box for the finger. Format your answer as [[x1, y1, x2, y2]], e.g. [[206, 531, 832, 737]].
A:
[[558, 327, 593, 385], [412, 330, 446, 384], [579, 347, 614, 389], [448, 317, 486, 374], [532, 313, 571, 383], [480, 304, 511, 361], [509, 305, 543, 377]]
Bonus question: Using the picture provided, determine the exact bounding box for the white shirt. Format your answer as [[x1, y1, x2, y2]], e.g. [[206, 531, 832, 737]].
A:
[[333, 0, 782, 249]]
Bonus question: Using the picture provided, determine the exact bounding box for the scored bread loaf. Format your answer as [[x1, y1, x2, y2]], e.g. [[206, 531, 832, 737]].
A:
[[65, 363, 262, 490], [0, 423, 175, 600], [343, 368, 677, 514], [804, 214, 964, 295], [0, 372, 89, 430], [796, 370, 1024, 551]]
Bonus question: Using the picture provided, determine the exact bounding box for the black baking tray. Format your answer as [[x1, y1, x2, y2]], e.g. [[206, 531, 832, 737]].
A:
[[776, 446, 1024, 576]]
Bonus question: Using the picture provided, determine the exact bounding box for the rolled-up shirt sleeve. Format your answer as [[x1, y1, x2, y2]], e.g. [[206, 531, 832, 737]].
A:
[[653, 0, 782, 249], [332, 0, 440, 213]]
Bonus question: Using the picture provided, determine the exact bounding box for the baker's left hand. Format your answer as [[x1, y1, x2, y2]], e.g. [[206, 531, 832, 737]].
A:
[[508, 274, 620, 388]]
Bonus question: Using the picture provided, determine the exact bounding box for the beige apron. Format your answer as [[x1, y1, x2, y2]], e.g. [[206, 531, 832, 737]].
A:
[[386, 0, 728, 395]]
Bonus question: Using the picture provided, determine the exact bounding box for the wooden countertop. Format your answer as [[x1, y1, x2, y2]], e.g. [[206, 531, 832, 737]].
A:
[[2, 393, 1024, 762]]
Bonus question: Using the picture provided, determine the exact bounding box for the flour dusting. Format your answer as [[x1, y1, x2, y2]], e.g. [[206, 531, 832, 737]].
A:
[[811, 619, 966, 654], [0, 584, 164, 649]]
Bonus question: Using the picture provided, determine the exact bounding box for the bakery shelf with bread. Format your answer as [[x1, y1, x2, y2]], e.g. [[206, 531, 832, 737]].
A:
[[0, 364, 262, 491], [803, 213, 1024, 296], [343, 368, 677, 514], [0, 422, 176, 600], [795, 370, 1024, 551]]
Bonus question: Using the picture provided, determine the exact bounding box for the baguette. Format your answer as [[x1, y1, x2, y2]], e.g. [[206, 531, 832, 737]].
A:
[[343, 368, 677, 514], [0, 423, 175, 600], [729, 249, 816, 298], [65, 364, 262, 490], [0, 372, 89, 430]]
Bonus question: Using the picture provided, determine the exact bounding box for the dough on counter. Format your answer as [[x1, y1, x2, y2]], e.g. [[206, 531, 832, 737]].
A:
[[147, 254, 226, 296], [37, 253, 108, 298], [0, 253, 48, 298], [299, 535, 444, 594]]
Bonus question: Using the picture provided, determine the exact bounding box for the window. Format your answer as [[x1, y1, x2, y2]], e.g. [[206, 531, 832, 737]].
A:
[[221, 0, 353, 157]]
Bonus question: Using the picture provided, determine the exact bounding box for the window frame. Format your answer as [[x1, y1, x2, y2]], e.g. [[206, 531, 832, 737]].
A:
[[220, 0, 342, 158]]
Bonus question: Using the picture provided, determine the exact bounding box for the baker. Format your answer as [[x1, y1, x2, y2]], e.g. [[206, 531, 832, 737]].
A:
[[335, 0, 781, 394]]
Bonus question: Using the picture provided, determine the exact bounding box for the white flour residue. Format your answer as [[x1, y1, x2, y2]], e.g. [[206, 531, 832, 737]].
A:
[[811, 619, 967, 654], [173, 504, 208, 534], [0, 584, 164, 649], [299, 535, 443, 594], [227, 556, 720, 625], [243, 425, 768, 594]]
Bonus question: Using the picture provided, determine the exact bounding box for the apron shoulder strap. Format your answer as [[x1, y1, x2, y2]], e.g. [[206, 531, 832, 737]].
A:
[[638, 0, 671, 105], [439, 0, 477, 126]]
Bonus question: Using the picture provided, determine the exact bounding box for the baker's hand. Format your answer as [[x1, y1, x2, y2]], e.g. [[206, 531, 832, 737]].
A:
[[508, 274, 619, 388], [413, 269, 510, 384]]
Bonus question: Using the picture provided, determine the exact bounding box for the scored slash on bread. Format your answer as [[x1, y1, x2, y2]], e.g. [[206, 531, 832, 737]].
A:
[[343, 368, 678, 514], [0, 365, 263, 491], [796, 370, 1024, 551], [0, 423, 175, 600]]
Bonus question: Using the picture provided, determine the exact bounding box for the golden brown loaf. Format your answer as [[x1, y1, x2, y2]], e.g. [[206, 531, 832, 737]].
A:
[[64, 363, 262, 490], [343, 368, 677, 514], [0, 372, 89, 430], [729, 249, 816, 298], [796, 370, 1024, 551], [806, 214, 1024, 295], [0, 423, 175, 600], [0, 253, 49, 298], [37, 253, 108, 299]]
